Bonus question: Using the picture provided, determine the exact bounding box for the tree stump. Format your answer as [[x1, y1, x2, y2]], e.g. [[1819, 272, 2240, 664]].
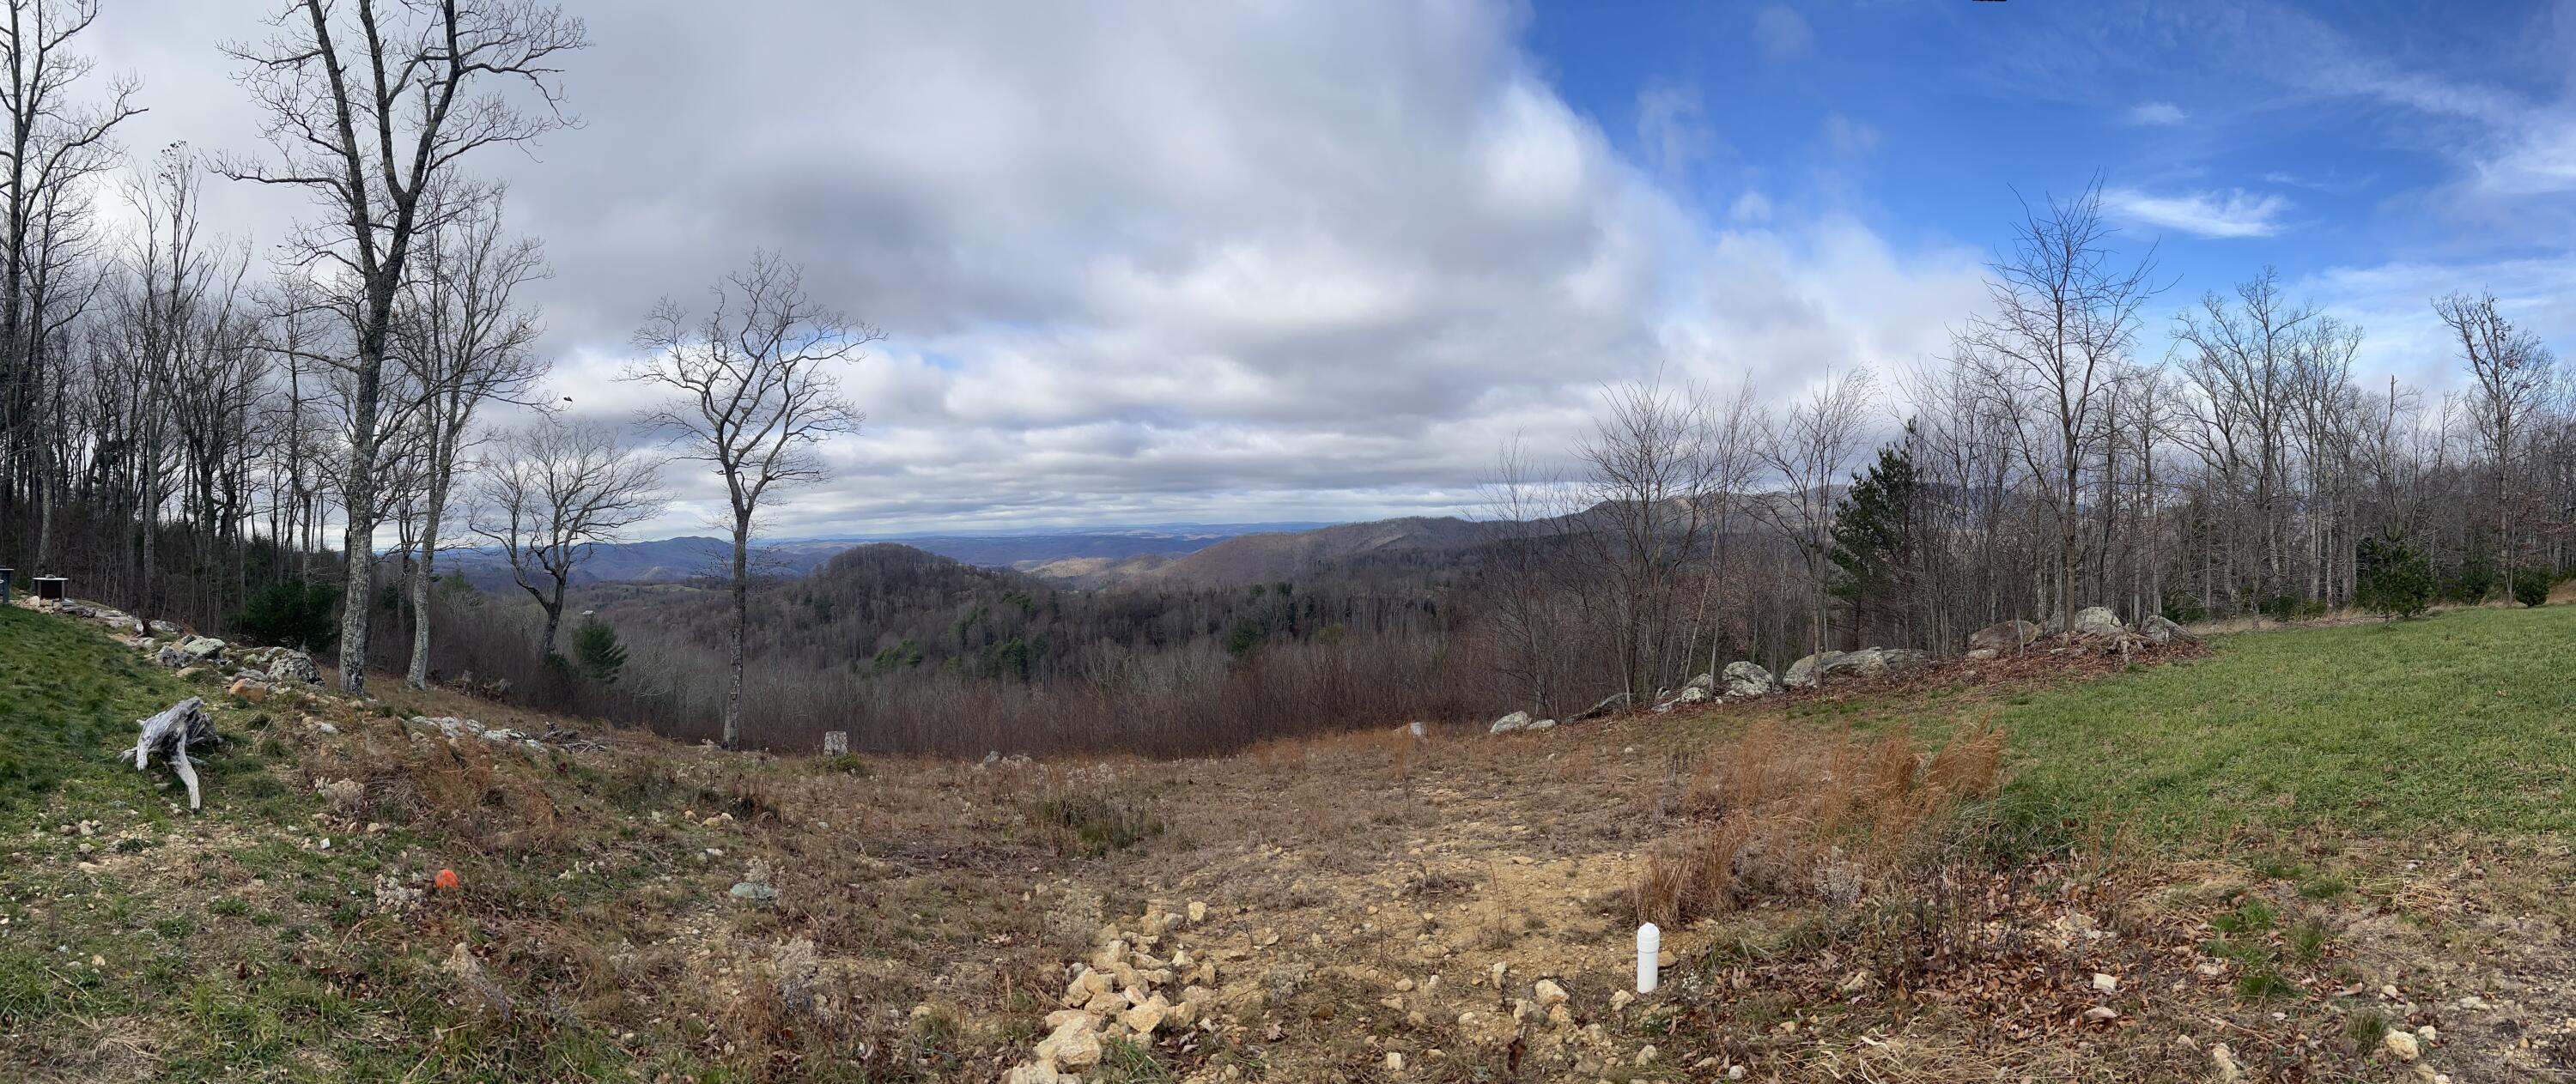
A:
[[134, 698, 217, 811]]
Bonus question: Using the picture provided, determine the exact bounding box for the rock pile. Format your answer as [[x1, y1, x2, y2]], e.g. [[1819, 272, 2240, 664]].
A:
[[1005, 905, 1218, 1083]]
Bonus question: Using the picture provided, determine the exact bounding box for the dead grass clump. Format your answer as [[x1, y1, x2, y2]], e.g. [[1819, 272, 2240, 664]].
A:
[[1634, 718, 2007, 925], [1025, 789, 1163, 857]]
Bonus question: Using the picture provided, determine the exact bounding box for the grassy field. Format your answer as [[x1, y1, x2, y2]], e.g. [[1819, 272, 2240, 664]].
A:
[[0, 606, 193, 814], [1995, 604, 2576, 839]]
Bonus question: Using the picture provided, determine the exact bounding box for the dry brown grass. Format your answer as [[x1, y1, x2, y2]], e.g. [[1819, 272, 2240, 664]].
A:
[[1633, 718, 2005, 926]]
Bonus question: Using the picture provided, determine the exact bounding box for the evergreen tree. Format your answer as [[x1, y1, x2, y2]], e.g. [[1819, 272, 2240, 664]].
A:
[[1827, 432, 1924, 642], [2355, 538, 2433, 620], [572, 615, 629, 685]]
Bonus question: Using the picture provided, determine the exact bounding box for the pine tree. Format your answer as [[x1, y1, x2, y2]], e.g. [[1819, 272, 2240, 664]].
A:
[[572, 615, 628, 685], [1827, 431, 1924, 641]]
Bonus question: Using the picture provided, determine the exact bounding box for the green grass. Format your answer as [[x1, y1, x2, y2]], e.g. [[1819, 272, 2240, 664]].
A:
[[0, 606, 191, 816], [1993, 606, 2576, 839]]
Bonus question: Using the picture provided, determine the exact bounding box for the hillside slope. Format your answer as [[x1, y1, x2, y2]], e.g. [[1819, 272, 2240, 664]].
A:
[[1142, 515, 1499, 586], [6, 598, 2569, 1082]]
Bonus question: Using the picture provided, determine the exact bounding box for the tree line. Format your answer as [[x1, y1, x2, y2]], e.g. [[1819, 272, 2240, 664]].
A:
[[0, 1, 872, 750], [1491, 184, 2569, 718]]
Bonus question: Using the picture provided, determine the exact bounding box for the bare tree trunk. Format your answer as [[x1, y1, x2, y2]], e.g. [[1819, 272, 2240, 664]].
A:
[[726, 510, 750, 749]]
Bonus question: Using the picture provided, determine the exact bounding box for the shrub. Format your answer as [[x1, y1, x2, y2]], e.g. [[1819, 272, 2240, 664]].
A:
[[2160, 590, 2207, 625], [2449, 557, 2499, 603], [230, 578, 341, 651], [2512, 567, 2551, 609], [2355, 538, 2433, 620]]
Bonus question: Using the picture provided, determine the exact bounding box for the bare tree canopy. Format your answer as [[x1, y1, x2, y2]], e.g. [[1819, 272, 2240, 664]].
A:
[[631, 251, 873, 748], [215, 0, 586, 693], [471, 415, 663, 660]]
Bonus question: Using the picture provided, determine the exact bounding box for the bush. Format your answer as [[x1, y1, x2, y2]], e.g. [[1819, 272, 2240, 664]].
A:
[[2355, 538, 2433, 620], [2449, 557, 2499, 603], [230, 578, 341, 651], [2512, 568, 2551, 609], [2160, 590, 2207, 625]]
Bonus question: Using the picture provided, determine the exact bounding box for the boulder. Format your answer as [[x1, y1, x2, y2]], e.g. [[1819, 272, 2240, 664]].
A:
[[2138, 614, 2184, 645], [1682, 671, 1715, 693], [1572, 691, 1629, 720], [1782, 651, 1846, 688], [1655, 686, 1710, 712], [1488, 711, 1533, 736], [1966, 620, 2039, 655], [173, 636, 225, 665], [1721, 661, 1778, 697], [226, 678, 270, 704], [1965, 648, 1996, 661], [1819, 647, 1931, 681], [1524, 718, 1557, 732], [2069, 607, 2125, 638], [269, 651, 321, 684]]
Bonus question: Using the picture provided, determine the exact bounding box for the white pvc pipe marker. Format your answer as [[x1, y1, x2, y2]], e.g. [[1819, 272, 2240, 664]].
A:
[[1636, 923, 1661, 993]]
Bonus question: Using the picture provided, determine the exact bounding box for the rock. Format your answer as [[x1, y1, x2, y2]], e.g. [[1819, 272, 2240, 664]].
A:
[[2138, 614, 2184, 645], [1533, 978, 1569, 1007], [820, 730, 848, 755], [227, 678, 270, 704], [2383, 1028, 2419, 1061], [1967, 619, 2039, 655], [1682, 672, 1714, 693], [1572, 691, 1629, 720], [1818, 647, 1930, 681], [2069, 606, 2124, 638], [1488, 711, 1532, 736], [1782, 651, 1845, 688], [147, 620, 180, 639], [1523, 718, 1556, 732], [728, 881, 778, 902], [316, 778, 365, 815], [2092, 972, 2118, 994], [1673, 686, 1710, 704], [1384, 1051, 1404, 1071], [1187, 900, 1206, 924], [1965, 647, 1996, 661], [2210, 1042, 2242, 1083], [1036, 1015, 1103, 1069], [173, 636, 226, 664], [1401, 720, 1427, 739], [2082, 1005, 2117, 1023], [1119, 993, 1170, 1034], [1721, 661, 1778, 696]]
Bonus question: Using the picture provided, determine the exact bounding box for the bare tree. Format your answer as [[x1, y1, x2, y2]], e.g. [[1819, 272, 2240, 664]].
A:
[[2434, 291, 2555, 576], [631, 251, 873, 748], [471, 417, 662, 659], [0, 0, 136, 571], [216, 0, 586, 693], [394, 188, 547, 687], [1753, 367, 1878, 657], [1963, 182, 2159, 633]]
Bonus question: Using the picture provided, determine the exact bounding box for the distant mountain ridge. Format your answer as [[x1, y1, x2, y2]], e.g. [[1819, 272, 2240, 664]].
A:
[[440, 523, 1342, 589]]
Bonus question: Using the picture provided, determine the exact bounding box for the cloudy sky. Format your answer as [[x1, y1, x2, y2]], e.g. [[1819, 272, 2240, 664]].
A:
[[85, 0, 2576, 536]]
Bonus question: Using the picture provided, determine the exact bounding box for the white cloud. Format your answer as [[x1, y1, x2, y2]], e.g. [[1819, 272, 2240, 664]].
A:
[[1636, 82, 1716, 176], [1754, 5, 1814, 60], [2125, 100, 2188, 125], [2101, 186, 2291, 239], [88, 0, 1984, 536], [1820, 113, 1880, 157]]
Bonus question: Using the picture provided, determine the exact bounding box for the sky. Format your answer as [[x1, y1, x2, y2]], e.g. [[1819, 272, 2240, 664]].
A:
[[81, 0, 2576, 537]]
